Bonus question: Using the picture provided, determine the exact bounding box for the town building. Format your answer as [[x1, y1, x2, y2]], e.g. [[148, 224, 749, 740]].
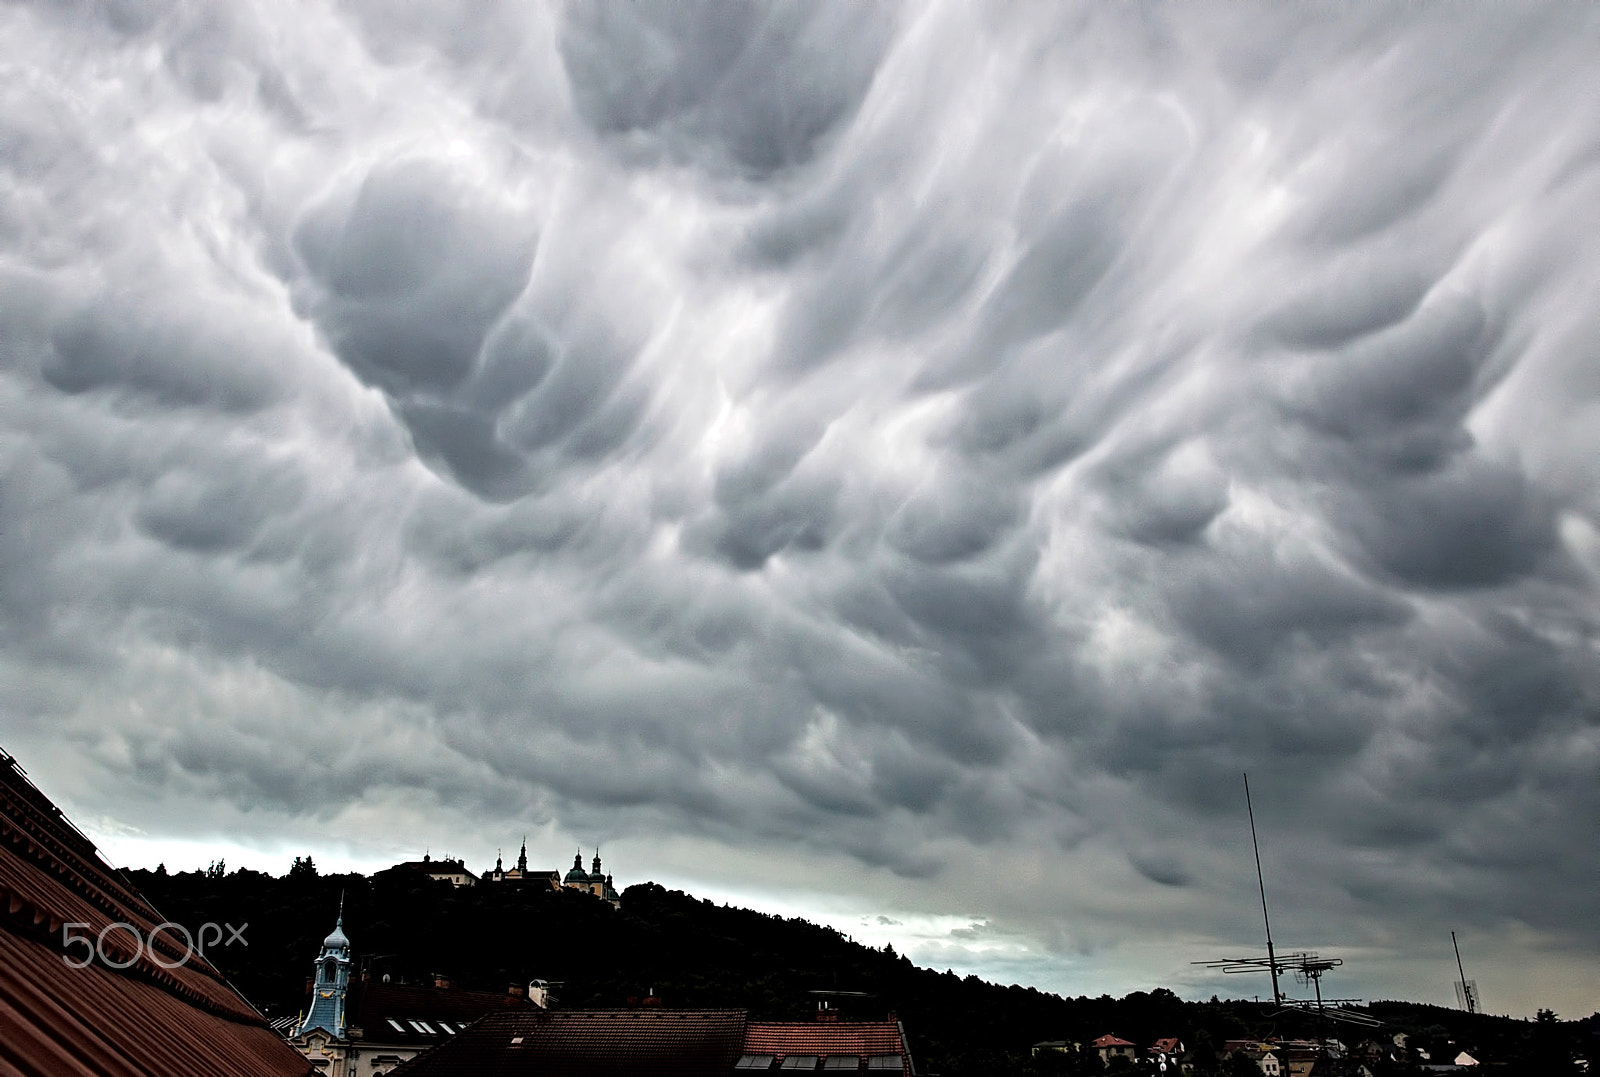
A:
[[0, 743, 312, 1076], [286, 911, 538, 1076], [387, 1008, 750, 1075], [1092, 1034, 1137, 1064], [1032, 1040, 1078, 1056], [1149, 1037, 1184, 1072], [1223, 1042, 1284, 1077], [382, 1007, 920, 1076], [740, 1016, 918, 1077], [394, 854, 477, 888], [481, 838, 560, 890]]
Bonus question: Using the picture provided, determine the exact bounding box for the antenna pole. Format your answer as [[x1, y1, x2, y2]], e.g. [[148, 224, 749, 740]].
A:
[[1245, 773, 1283, 1005], [1452, 931, 1474, 1013]]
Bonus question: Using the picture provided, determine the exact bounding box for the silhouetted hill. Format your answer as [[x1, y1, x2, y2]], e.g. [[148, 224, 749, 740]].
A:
[[123, 865, 1591, 1077]]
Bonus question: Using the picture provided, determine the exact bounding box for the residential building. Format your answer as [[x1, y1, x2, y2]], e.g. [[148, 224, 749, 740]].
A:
[[1033, 1040, 1078, 1056], [0, 743, 312, 1076], [740, 1015, 918, 1077], [1222, 1043, 1283, 1077], [287, 912, 536, 1075], [387, 1008, 750, 1075], [1149, 1037, 1184, 1072], [383, 1006, 920, 1076], [1093, 1034, 1137, 1064]]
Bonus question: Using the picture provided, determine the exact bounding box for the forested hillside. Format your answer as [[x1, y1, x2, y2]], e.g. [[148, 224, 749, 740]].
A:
[[125, 865, 1591, 1077]]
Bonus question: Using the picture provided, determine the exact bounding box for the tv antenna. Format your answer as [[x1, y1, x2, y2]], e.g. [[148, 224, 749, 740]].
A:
[[1452, 931, 1479, 1014], [1194, 774, 1380, 1030], [1245, 772, 1281, 1004]]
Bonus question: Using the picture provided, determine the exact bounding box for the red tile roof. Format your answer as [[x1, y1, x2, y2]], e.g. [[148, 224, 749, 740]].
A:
[[1093, 1034, 1136, 1048], [0, 745, 312, 1075], [388, 1008, 750, 1076], [743, 1020, 915, 1077], [344, 980, 534, 1046]]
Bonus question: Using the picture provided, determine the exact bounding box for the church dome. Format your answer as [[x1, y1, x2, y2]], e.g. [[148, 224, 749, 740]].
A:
[[322, 917, 350, 950]]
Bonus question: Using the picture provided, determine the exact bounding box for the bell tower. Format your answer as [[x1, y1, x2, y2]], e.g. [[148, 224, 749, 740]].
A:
[[298, 904, 352, 1038]]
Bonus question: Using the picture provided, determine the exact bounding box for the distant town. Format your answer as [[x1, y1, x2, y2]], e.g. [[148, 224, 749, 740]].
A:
[[2, 746, 1592, 1076]]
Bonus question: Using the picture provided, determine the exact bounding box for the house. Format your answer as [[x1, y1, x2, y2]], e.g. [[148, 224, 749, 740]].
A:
[[383, 1007, 921, 1076], [1238, 1047, 1282, 1077], [1149, 1038, 1184, 1072], [386, 1008, 750, 1075], [287, 912, 536, 1075], [1223, 1042, 1288, 1077], [1033, 1040, 1078, 1056], [740, 1015, 918, 1077], [1100, 1030, 1139, 1062], [0, 743, 313, 1076], [394, 854, 477, 888], [1093, 1034, 1137, 1064]]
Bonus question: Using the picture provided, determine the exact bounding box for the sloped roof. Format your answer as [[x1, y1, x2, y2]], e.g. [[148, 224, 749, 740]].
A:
[[398, 859, 478, 879], [389, 1008, 749, 1076], [0, 744, 311, 1076], [1093, 1034, 1136, 1048], [742, 1021, 915, 1076], [344, 980, 534, 1047]]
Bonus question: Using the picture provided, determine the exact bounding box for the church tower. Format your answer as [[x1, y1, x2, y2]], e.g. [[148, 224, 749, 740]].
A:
[[298, 908, 352, 1038], [517, 836, 529, 877]]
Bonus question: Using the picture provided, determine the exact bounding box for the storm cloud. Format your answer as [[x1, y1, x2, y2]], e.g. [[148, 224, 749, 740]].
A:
[[1, 1, 1597, 1014]]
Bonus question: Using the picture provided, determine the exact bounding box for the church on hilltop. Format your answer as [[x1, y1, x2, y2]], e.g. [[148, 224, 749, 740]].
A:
[[394, 840, 620, 905], [565, 849, 621, 906], [482, 838, 561, 890]]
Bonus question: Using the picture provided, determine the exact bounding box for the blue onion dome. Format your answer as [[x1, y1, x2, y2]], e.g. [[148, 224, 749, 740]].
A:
[[323, 917, 350, 950]]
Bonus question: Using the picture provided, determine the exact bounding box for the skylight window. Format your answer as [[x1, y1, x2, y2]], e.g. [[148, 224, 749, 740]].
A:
[[387, 1019, 406, 1033], [867, 1056, 903, 1071], [736, 1055, 776, 1070], [824, 1058, 861, 1070], [781, 1057, 819, 1070]]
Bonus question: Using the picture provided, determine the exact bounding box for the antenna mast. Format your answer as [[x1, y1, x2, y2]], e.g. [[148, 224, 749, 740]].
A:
[[1452, 931, 1478, 1014], [1245, 773, 1283, 1005]]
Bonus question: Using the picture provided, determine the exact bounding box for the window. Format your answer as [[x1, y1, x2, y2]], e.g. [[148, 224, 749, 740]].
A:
[[823, 1057, 860, 1070], [408, 1021, 435, 1034], [736, 1056, 775, 1070], [386, 1020, 406, 1033], [781, 1057, 818, 1071], [434, 1022, 454, 1034], [867, 1057, 903, 1071]]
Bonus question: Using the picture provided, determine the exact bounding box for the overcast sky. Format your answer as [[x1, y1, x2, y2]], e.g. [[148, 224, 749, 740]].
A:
[[2, 0, 1597, 1019]]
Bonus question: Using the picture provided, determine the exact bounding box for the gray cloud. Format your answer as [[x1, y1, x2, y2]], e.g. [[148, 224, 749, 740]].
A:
[[1, 0, 1597, 1016]]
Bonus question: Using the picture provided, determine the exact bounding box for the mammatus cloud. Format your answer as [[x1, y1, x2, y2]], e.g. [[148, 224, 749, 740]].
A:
[[1, 0, 1596, 1015]]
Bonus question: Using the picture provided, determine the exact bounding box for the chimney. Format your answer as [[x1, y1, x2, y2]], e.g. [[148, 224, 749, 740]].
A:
[[433, 974, 452, 990], [509, 983, 526, 998]]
